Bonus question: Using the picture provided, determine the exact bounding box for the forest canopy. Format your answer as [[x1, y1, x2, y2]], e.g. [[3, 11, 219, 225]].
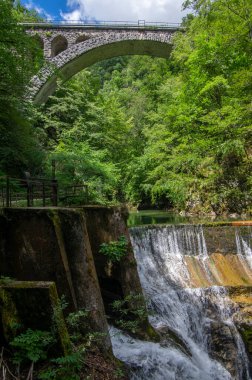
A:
[[0, 0, 251, 214]]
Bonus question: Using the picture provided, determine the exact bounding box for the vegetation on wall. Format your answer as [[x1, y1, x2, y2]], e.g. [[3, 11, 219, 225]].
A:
[[99, 236, 128, 262]]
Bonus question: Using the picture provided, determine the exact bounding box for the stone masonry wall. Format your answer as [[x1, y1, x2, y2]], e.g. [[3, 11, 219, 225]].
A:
[[27, 28, 174, 59], [26, 27, 174, 103]]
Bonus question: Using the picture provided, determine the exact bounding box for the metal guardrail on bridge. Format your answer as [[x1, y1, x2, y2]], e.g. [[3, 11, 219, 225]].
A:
[[20, 19, 182, 30]]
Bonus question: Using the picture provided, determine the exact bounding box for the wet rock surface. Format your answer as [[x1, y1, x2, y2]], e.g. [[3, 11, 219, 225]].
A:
[[207, 320, 245, 379]]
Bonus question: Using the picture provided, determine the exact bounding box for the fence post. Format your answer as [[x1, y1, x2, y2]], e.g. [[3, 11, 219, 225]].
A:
[[6, 176, 10, 207], [51, 160, 58, 206], [25, 172, 32, 207], [42, 181, 46, 207], [27, 186, 31, 207], [85, 184, 89, 204], [51, 179, 58, 206]]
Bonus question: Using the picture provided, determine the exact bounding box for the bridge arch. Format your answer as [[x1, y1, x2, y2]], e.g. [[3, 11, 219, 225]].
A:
[[75, 34, 90, 44], [28, 29, 174, 104], [51, 35, 68, 58]]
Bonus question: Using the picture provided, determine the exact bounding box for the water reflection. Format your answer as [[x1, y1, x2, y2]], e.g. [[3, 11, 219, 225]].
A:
[[127, 210, 242, 227]]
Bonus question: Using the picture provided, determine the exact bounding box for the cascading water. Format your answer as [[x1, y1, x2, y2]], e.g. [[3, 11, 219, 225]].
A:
[[235, 226, 252, 268], [110, 225, 252, 380]]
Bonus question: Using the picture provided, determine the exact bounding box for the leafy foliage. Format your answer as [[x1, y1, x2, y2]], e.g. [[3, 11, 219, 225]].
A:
[[111, 294, 149, 334], [36, 18, 252, 212], [10, 329, 55, 364], [1, 0, 252, 213], [38, 352, 83, 380], [7, 304, 107, 380], [0, 0, 44, 176], [99, 236, 128, 262]]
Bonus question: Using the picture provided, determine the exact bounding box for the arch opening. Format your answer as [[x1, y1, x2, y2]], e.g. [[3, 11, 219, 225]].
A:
[[31, 37, 173, 104], [51, 35, 68, 58], [75, 35, 90, 44]]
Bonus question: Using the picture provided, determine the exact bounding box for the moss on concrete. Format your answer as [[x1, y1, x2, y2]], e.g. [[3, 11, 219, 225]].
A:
[[50, 212, 78, 309], [0, 287, 20, 343], [0, 207, 111, 348], [0, 281, 71, 355]]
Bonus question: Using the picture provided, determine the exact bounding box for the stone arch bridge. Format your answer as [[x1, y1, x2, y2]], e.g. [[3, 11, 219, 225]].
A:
[[24, 22, 180, 104]]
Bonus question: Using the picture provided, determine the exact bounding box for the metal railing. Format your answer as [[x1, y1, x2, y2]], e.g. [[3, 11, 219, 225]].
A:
[[0, 176, 88, 208], [58, 184, 88, 205], [20, 19, 182, 30]]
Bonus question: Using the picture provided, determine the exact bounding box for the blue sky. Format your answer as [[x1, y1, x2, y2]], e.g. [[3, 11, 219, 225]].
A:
[[23, 0, 187, 23]]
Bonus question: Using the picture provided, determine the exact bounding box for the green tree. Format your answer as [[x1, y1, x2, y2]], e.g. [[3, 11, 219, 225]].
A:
[[0, 0, 43, 176], [34, 1, 252, 212]]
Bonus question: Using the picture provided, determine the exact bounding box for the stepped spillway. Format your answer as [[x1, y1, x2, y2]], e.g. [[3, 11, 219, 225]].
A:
[[110, 224, 252, 380]]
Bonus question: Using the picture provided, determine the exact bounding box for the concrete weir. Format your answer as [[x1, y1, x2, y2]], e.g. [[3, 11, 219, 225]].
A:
[[0, 206, 143, 348], [1, 207, 252, 356]]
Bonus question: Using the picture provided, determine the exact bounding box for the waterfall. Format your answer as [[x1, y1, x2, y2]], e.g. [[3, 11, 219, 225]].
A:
[[235, 226, 252, 268], [110, 225, 251, 380]]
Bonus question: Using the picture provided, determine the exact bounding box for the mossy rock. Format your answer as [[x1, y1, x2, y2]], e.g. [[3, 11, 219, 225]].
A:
[[239, 325, 252, 355]]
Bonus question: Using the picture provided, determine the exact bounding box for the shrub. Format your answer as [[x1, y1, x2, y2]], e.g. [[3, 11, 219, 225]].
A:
[[10, 329, 55, 365], [99, 235, 127, 262]]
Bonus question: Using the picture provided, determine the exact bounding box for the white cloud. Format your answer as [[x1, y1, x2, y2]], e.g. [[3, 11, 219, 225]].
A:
[[60, 8, 82, 21], [25, 0, 54, 20], [60, 0, 187, 24]]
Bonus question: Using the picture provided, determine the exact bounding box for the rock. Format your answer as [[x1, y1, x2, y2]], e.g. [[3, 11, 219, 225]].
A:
[[157, 325, 191, 357], [207, 320, 246, 379], [228, 286, 252, 364]]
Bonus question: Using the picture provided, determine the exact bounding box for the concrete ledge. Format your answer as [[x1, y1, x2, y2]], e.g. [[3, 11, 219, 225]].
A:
[[0, 280, 71, 354]]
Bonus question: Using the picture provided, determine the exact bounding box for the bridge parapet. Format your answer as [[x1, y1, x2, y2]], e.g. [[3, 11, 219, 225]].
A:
[[24, 22, 179, 60], [22, 20, 181, 30]]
